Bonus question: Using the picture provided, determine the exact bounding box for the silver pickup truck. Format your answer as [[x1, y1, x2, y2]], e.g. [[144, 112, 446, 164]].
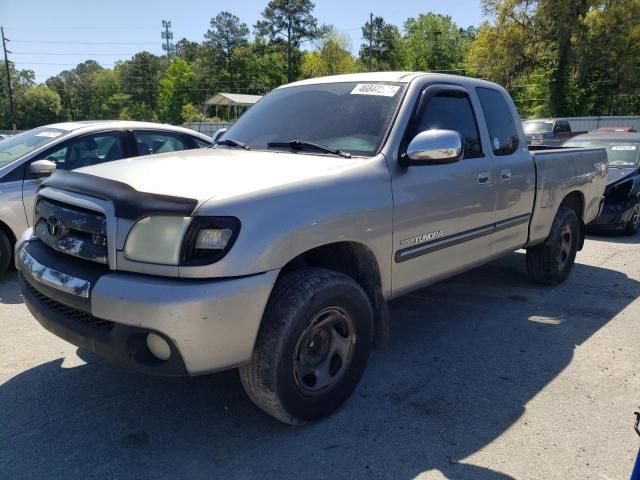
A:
[[15, 73, 607, 425]]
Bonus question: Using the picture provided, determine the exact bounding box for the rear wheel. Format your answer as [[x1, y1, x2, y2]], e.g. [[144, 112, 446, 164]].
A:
[[526, 206, 579, 285], [239, 268, 373, 425], [0, 230, 12, 274], [624, 200, 640, 235]]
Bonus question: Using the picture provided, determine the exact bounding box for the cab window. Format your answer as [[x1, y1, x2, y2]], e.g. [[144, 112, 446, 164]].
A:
[[476, 87, 520, 156], [409, 91, 483, 158]]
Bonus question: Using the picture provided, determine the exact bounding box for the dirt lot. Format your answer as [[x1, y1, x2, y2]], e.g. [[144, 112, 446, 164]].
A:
[[1, 234, 639, 480]]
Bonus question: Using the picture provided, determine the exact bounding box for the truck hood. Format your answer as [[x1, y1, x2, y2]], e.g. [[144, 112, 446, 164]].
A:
[[77, 148, 364, 204]]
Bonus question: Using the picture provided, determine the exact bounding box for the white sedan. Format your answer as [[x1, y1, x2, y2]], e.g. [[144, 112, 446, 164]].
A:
[[0, 121, 213, 273]]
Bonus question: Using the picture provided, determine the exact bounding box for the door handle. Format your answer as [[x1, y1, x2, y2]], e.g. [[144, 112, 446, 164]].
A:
[[477, 172, 491, 184], [500, 169, 512, 181]]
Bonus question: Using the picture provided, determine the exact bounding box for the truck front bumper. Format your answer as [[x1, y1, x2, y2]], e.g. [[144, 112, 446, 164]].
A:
[[17, 239, 279, 376]]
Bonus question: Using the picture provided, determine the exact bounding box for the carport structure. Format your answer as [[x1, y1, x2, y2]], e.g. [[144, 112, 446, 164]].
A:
[[204, 93, 262, 120]]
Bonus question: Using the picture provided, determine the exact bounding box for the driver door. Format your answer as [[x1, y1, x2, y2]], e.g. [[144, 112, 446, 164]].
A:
[[391, 85, 496, 296]]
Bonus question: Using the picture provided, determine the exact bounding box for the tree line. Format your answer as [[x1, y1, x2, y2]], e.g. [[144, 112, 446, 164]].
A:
[[1, 0, 639, 130]]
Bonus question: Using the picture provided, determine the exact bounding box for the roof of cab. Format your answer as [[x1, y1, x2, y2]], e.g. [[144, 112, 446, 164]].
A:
[[281, 71, 506, 90]]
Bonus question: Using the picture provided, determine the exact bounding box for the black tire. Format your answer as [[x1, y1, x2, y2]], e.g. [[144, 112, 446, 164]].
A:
[[0, 230, 12, 274], [239, 268, 373, 425], [526, 206, 579, 285], [624, 199, 640, 235]]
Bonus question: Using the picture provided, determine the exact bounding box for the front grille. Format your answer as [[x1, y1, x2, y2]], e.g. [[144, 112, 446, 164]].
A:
[[24, 277, 115, 333], [34, 197, 108, 264]]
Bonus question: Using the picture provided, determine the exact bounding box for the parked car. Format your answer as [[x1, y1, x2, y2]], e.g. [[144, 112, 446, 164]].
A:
[[523, 118, 585, 147], [15, 73, 607, 424], [564, 132, 640, 234], [0, 121, 213, 273], [593, 127, 637, 133]]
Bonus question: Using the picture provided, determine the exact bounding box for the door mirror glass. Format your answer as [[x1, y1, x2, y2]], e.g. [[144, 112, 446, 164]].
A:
[[28, 159, 57, 178], [405, 130, 463, 165], [212, 128, 227, 143]]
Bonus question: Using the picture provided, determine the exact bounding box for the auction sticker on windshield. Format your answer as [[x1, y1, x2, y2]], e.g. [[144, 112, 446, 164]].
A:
[[351, 84, 400, 97]]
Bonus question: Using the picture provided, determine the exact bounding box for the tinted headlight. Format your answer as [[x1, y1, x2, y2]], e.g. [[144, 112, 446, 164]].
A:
[[180, 217, 240, 266]]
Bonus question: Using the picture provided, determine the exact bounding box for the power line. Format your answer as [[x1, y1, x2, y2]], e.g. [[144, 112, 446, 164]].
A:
[[11, 40, 159, 45], [12, 52, 147, 56]]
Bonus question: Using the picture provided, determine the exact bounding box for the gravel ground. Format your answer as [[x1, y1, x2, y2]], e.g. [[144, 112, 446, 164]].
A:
[[1, 234, 639, 480]]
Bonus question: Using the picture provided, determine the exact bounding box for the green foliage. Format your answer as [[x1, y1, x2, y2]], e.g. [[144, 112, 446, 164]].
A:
[[2, 1, 639, 130], [205, 12, 250, 67], [402, 13, 471, 72], [359, 16, 403, 70], [255, 0, 324, 81], [158, 58, 197, 123], [116, 52, 166, 109], [302, 30, 361, 77], [469, 0, 640, 117], [181, 102, 203, 122], [119, 102, 157, 122], [15, 86, 62, 129]]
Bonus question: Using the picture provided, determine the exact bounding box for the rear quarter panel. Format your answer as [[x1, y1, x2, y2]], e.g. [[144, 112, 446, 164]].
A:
[[527, 148, 607, 245]]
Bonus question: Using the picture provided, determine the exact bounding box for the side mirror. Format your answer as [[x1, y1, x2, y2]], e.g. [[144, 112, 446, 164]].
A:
[[212, 128, 227, 143], [404, 129, 463, 165], [28, 159, 57, 178]]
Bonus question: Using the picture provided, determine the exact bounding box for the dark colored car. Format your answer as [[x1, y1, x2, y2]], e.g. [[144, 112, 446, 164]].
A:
[[564, 133, 640, 234], [523, 118, 585, 147]]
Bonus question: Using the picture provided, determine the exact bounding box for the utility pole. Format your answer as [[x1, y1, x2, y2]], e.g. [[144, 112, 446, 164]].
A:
[[161, 20, 174, 57], [1, 27, 16, 132], [368, 12, 373, 72]]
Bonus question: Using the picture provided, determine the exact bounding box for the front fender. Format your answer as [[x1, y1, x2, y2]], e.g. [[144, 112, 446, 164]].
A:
[[177, 158, 394, 297]]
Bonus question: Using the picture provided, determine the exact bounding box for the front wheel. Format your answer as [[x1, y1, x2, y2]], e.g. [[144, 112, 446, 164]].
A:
[[526, 206, 579, 285], [624, 200, 640, 235], [239, 268, 373, 425]]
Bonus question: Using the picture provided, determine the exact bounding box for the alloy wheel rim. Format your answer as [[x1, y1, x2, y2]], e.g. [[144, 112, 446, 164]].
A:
[[293, 306, 356, 395]]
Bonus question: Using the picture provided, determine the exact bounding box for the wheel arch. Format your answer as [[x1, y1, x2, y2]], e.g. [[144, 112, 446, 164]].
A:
[[276, 241, 389, 349], [561, 191, 586, 250]]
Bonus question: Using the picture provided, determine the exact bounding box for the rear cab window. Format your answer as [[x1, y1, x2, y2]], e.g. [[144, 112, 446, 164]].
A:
[[476, 87, 520, 156]]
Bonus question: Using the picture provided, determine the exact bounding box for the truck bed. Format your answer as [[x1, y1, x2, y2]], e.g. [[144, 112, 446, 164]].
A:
[[527, 147, 607, 245]]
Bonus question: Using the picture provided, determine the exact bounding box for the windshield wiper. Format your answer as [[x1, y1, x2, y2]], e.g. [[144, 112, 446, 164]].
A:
[[267, 140, 352, 158], [214, 138, 251, 150]]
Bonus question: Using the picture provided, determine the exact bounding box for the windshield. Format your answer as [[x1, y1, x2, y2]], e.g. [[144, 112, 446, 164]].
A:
[[523, 121, 553, 134], [222, 82, 406, 156], [0, 127, 66, 169], [564, 140, 640, 167]]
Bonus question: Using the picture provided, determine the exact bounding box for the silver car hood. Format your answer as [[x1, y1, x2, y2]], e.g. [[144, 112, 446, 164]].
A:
[[78, 148, 364, 206]]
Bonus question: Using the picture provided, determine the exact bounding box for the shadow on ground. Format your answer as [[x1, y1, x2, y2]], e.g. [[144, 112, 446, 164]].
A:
[[1, 252, 638, 479], [0, 271, 21, 305], [586, 230, 640, 245]]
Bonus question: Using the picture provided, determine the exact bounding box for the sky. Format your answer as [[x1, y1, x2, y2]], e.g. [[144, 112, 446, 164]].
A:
[[0, 0, 484, 84]]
